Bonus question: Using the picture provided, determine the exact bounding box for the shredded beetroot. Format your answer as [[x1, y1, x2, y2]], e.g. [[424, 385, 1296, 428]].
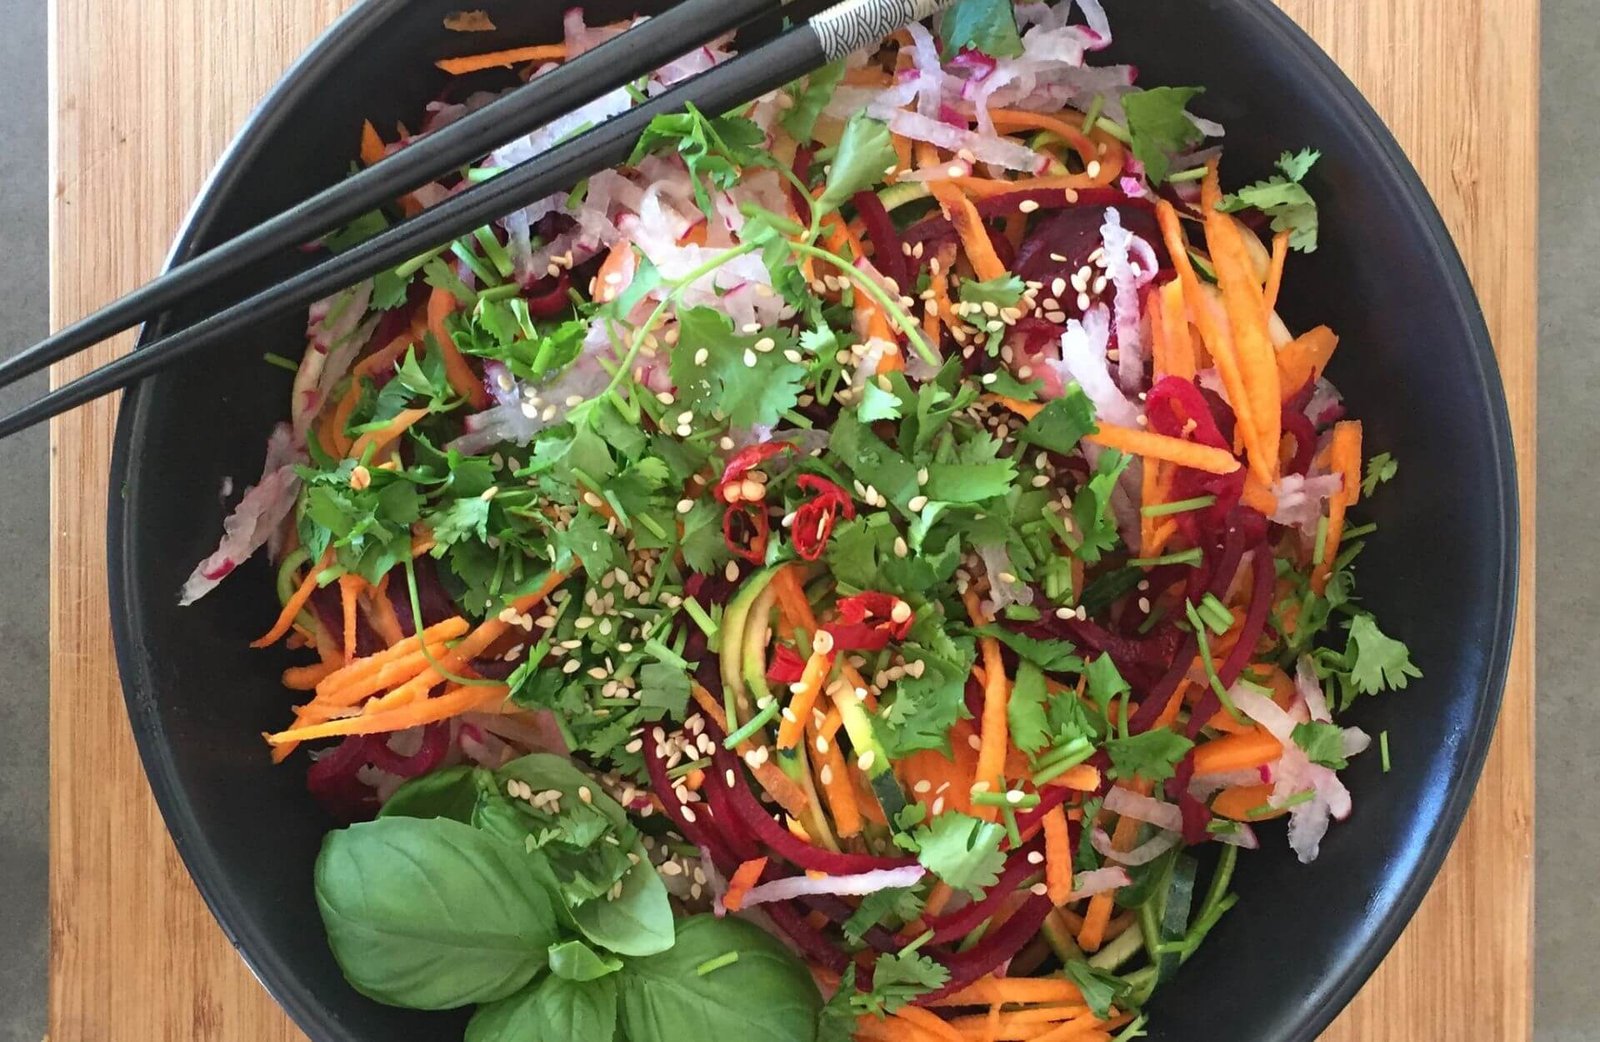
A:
[[798, 893, 901, 953], [365, 723, 451, 777], [761, 899, 850, 974], [920, 894, 1056, 1002], [789, 146, 815, 227], [523, 271, 572, 318], [643, 728, 742, 869], [922, 839, 1045, 944], [852, 190, 911, 293]]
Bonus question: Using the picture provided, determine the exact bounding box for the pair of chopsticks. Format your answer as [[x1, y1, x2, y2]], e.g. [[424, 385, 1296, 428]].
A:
[[2, 0, 951, 438]]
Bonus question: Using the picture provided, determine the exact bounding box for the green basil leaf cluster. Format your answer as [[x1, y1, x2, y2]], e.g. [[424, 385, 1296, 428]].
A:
[[315, 754, 823, 1042]]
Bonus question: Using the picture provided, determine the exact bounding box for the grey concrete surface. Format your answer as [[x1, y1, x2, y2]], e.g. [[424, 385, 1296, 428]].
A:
[[0, 2, 1585, 1041], [0, 0, 49, 1034], [1534, 1, 1596, 1040]]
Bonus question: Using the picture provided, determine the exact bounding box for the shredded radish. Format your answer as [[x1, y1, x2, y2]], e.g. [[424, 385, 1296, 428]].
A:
[[1065, 866, 1131, 902], [1270, 473, 1345, 532], [1092, 827, 1179, 866], [1103, 785, 1184, 832], [888, 109, 1047, 173], [180, 423, 304, 605], [1214, 823, 1260, 849], [1234, 686, 1357, 863], [1053, 305, 1140, 427], [1099, 207, 1159, 392], [727, 866, 927, 912]]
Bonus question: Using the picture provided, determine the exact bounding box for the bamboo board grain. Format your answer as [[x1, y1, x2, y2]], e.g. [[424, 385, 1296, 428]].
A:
[[47, 1, 1536, 1039]]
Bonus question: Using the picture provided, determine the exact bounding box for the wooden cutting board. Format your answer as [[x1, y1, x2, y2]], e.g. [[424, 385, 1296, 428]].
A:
[[47, 1, 1536, 1039]]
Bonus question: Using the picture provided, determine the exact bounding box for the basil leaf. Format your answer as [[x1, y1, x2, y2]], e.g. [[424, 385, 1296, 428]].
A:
[[549, 939, 624, 981], [570, 857, 677, 957], [466, 974, 619, 1042], [618, 915, 822, 1042], [378, 764, 484, 823], [314, 816, 561, 1009]]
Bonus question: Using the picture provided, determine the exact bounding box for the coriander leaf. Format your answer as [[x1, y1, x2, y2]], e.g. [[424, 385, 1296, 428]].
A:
[[1083, 653, 1130, 720], [986, 369, 1043, 401], [1008, 659, 1051, 755], [1123, 86, 1207, 184], [816, 114, 898, 216], [938, 0, 1024, 59], [816, 969, 860, 1042], [370, 267, 410, 311], [1345, 612, 1421, 695], [637, 661, 692, 721], [1071, 448, 1131, 563], [630, 107, 768, 215], [958, 273, 1025, 310], [970, 625, 1083, 672], [679, 497, 732, 575], [1292, 721, 1349, 769], [875, 635, 975, 758], [842, 887, 927, 944], [1362, 451, 1398, 497], [1017, 385, 1098, 455], [670, 306, 806, 429], [913, 811, 1007, 898], [857, 381, 905, 422], [1217, 149, 1322, 252], [851, 949, 950, 1016], [322, 208, 389, 253], [1063, 960, 1130, 1020], [428, 494, 491, 547], [1104, 728, 1193, 784], [781, 60, 847, 144]]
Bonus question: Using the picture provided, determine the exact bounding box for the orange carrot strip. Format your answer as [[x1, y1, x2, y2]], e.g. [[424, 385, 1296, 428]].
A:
[[281, 662, 339, 691], [963, 590, 1009, 818], [1276, 325, 1339, 396], [1078, 892, 1115, 953], [690, 683, 810, 820], [1212, 782, 1280, 821], [427, 287, 491, 408], [313, 617, 471, 697], [253, 550, 333, 648], [1192, 728, 1284, 776], [366, 577, 406, 648], [1044, 763, 1102, 791], [1139, 458, 1159, 557], [894, 1006, 968, 1042], [1145, 519, 1181, 560], [1043, 805, 1074, 905], [348, 407, 429, 462], [1084, 425, 1241, 475], [434, 43, 566, 76], [265, 684, 509, 745], [1262, 230, 1290, 314], [721, 857, 769, 912], [1031, 1018, 1110, 1042], [358, 120, 385, 167], [930, 183, 1006, 282], [1159, 280, 1196, 381], [353, 323, 424, 378], [927, 978, 1085, 1008], [778, 649, 833, 750], [814, 728, 864, 838], [986, 109, 1096, 165], [338, 573, 362, 663], [1201, 167, 1280, 482], [947, 1007, 1089, 1030], [1313, 420, 1362, 591], [1154, 198, 1266, 475]]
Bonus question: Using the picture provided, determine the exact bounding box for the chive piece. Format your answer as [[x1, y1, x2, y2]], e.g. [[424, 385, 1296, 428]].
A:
[[1199, 593, 1234, 633], [695, 952, 740, 976], [1127, 547, 1204, 568], [475, 282, 522, 303], [1312, 514, 1330, 566], [1111, 1016, 1150, 1042], [463, 165, 505, 183], [668, 756, 712, 780], [1246, 789, 1314, 818], [1341, 521, 1379, 541], [473, 225, 515, 279], [1081, 95, 1106, 139], [1167, 166, 1209, 183], [449, 239, 500, 287], [682, 597, 719, 641], [394, 245, 446, 280], [1379, 730, 1391, 773], [1092, 116, 1132, 145], [1140, 494, 1216, 517], [1000, 803, 1024, 848], [724, 701, 781, 749], [1135, 602, 1168, 635], [262, 351, 299, 373], [972, 790, 1041, 810], [1184, 601, 1246, 724]]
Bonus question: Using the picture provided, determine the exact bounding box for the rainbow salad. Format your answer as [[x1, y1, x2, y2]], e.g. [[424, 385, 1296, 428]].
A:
[[184, 2, 1419, 1039]]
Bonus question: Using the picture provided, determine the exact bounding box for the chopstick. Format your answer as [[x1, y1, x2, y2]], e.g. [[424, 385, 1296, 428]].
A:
[[3, 0, 950, 439], [0, 0, 787, 393]]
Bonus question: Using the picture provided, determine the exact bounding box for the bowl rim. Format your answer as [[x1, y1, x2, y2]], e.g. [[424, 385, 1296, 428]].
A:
[[105, 2, 1521, 1040]]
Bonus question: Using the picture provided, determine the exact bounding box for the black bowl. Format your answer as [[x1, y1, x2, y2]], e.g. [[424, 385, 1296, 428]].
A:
[[107, 1, 1519, 1039]]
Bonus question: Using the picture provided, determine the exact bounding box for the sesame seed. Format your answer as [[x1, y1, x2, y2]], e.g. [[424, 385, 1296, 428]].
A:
[[724, 560, 740, 582], [1018, 199, 1040, 213], [1086, 160, 1102, 179], [1028, 851, 1046, 865], [908, 494, 929, 512], [741, 322, 762, 334], [743, 348, 758, 367], [1138, 597, 1152, 613], [1050, 277, 1067, 297], [677, 499, 694, 514], [1006, 789, 1027, 805], [968, 734, 983, 751], [893, 537, 909, 558], [914, 780, 932, 794], [931, 797, 946, 815], [754, 336, 775, 353], [857, 751, 876, 772], [562, 659, 581, 674], [1077, 292, 1092, 311], [694, 348, 709, 366], [812, 630, 835, 656], [917, 467, 929, 485], [1031, 883, 1050, 896], [819, 765, 834, 786]]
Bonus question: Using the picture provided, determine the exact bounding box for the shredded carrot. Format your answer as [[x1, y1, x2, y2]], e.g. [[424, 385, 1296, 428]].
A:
[[1192, 728, 1284, 776], [771, 564, 818, 634], [928, 978, 1085, 1008], [1154, 198, 1266, 477], [930, 183, 1006, 282], [348, 407, 430, 462], [363, 571, 567, 712], [1212, 782, 1280, 821], [1084, 424, 1241, 475], [1158, 280, 1196, 381], [426, 287, 491, 408], [1138, 459, 1159, 557], [337, 574, 362, 663], [366, 577, 406, 648], [281, 662, 339, 691], [1030, 1018, 1110, 1042], [253, 550, 333, 648], [1276, 325, 1339, 396], [318, 379, 362, 457], [689, 683, 810, 820], [434, 43, 567, 76], [1077, 891, 1115, 954], [963, 590, 1009, 819], [591, 242, 634, 304], [894, 1005, 968, 1042], [991, 394, 1042, 420], [358, 120, 385, 167], [313, 617, 471, 697], [721, 857, 770, 912], [987, 108, 1097, 163], [1313, 420, 1363, 591], [1043, 763, 1102, 791], [353, 323, 424, 378], [1262, 230, 1290, 314], [813, 727, 864, 838], [1042, 805, 1074, 905], [947, 1007, 1090, 1031], [265, 683, 509, 745], [1145, 518, 1180, 560], [1201, 165, 1280, 482], [778, 650, 833, 750]]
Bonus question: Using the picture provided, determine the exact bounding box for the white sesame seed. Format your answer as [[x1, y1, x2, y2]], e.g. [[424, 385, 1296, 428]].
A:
[[724, 560, 740, 582], [812, 630, 836, 656], [1028, 851, 1046, 865], [677, 499, 694, 514], [1086, 160, 1102, 179], [741, 322, 762, 334], [1018, 199, 1040, 213], [694, 347, 709, 366], [857, 751, 876, 772], [1031, 882, 1050, 897], [893, 537, 909, 558], [819, 765, 834, 786]]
